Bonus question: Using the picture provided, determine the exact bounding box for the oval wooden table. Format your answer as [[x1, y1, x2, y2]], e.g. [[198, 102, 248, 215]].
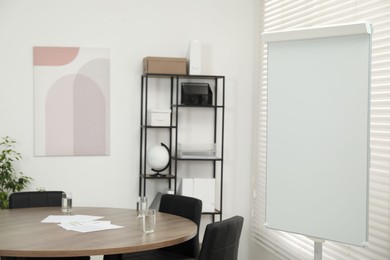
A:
[[0, 207, 197, 257]]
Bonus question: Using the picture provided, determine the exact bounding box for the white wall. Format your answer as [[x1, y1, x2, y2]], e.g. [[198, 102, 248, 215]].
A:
[[0, 0, 256, 259]]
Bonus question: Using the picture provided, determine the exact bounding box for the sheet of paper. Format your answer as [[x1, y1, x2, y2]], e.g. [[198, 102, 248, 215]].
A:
[[41, 215, 104, 223], [58, 221, 124, 233]]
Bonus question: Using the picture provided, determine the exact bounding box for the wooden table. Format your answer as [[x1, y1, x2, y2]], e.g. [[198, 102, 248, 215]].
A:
[[0, 207, 197, 257]]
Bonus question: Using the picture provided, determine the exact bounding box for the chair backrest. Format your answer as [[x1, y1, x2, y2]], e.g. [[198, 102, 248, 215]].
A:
[[159, 194, 202, 258], [9, 191, 64, 209], [198, 216, 244, 260]]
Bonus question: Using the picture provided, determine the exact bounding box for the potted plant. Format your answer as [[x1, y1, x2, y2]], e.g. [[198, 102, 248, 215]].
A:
[[0, 136, 32, 209]]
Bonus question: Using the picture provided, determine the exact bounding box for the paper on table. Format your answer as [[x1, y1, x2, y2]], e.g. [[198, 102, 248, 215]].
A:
[[58, 221, 124, 233], [41, 215, 104, 223], [41, 215, 123, 233]]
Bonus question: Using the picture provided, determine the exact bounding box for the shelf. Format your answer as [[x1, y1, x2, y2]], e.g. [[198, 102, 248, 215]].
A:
[[173, 104, 224, 108], [141, 125, 176, 129], [143, 73, 225, 80], [142, 174, 175, 179], [140, 73, 225, 222], [202, 209, 221, 215]]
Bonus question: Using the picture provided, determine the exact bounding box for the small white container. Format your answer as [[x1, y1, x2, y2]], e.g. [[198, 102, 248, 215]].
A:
[[148, 109, 171, 126], [188, 40, 202, 75]]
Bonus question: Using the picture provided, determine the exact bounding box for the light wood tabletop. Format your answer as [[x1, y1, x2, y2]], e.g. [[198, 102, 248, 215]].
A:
[[0, 207, 197, 257]]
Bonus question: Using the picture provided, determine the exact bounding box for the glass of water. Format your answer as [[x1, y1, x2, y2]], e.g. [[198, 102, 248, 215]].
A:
[[137, 196, 148, 218], [61, 192, 72, 214], [143, 209, 156, 233]]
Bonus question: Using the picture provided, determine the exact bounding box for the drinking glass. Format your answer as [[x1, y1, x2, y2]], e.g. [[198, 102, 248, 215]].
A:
[[137, 196, 148, 217], [61, 192, 72, 214], [143, 209, 156, 233]]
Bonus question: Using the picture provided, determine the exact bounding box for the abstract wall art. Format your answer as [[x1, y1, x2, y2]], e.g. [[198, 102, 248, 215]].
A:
[[33, 46, 110, 156]]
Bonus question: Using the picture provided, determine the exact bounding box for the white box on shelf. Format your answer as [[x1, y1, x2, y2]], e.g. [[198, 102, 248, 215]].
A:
[[181, 178, 194, 197], [148, 109, 171, 126], [187, 40, 202, 75], [180, 178, 216, 213]]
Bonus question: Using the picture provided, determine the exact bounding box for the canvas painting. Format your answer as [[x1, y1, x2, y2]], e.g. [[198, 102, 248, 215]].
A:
[[33, 46, 110, 156]]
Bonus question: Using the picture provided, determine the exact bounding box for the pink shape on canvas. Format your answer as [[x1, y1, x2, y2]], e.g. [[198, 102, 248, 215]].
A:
[[33, 47, 79, 66]]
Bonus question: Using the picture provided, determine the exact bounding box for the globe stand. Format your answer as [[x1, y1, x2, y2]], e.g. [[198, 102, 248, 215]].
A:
[[148, 143, 170, 177], [150, 165, 169, 177], [150, 172, 165, 177], [150, 158, 170, 177]]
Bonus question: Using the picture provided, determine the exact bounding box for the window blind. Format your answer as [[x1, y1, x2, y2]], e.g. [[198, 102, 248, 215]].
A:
[[253, 0, 390, 259]]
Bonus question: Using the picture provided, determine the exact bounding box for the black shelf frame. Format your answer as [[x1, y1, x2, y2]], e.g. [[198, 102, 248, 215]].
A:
[[139, 73, 225, 221]]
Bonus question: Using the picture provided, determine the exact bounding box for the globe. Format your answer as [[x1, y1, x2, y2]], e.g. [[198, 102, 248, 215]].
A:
[[147, 143, 170, 173]]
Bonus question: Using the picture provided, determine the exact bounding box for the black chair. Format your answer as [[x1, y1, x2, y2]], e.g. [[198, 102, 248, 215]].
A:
[[9, 191, 64, 208], [118, 194, 203, 260], [198, 216, 244, 260], [122, 215, 244, 260], [1, 191, 90, 260], [159, 194, 203, 257]]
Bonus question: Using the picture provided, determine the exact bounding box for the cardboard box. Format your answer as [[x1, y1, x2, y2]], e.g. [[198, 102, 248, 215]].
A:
[[148, 109, 171, 126], [143, 56, 187, 75]]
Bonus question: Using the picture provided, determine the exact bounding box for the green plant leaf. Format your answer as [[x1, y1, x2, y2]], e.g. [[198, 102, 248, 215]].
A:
[[0, 136, 32, 209]]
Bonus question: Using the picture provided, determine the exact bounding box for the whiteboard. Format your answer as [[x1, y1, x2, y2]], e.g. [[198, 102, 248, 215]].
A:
[[264, 23, 372, 246]]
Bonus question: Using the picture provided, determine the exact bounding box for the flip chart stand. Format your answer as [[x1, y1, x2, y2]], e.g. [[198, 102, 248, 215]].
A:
[[263, 22, 371, 248], [308, 237, 325, 260]]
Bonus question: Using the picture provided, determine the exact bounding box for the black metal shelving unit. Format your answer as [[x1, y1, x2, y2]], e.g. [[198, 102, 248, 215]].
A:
[[139, 73, 225, 221]]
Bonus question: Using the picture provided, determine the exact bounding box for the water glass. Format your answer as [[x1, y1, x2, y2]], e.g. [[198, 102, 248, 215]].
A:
[[143, 209, 156, 233], [137, 196, 148, 217], [61, 192, 72, 214]]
